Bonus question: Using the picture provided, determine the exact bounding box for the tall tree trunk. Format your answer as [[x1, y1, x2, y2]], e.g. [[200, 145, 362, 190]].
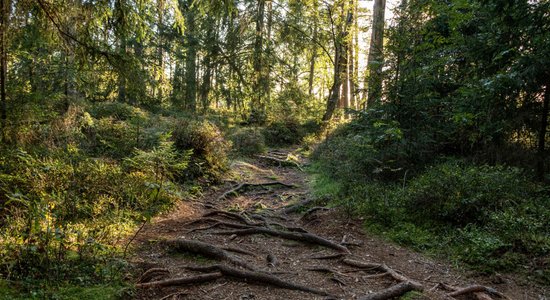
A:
[[184, 4, 197, 112], [366, 0, 386, 107], [322, 5, 345, 122], [157, 0, 165, 102], [250, 0, 266, 123], [537, 83, 550, 181], [200, 17, 217, 112], [351, 0, 359, 109], [265, 0, 273, 106], [115, 0, 127, 103], [308, 22, 318, 97], [323, 46, 342, 122], [0, 0, 8, 136]]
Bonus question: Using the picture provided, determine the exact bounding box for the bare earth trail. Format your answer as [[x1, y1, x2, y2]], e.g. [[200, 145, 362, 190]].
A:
[[130, 149, 548, 300]]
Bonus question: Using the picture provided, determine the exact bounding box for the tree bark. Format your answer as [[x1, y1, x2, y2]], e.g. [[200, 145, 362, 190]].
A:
[[366, 0, 386, 107], [0, 0, 8, 136], [537, 83, 549, 181], [250, 0, 266, 123], [184, 2, 197, 112]]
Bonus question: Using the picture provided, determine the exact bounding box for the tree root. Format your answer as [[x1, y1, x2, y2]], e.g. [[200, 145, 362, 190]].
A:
[[448, 284, 509, 299], [342, 259, 423, 300], [217, 181, 298, 201], [138, 268, 170, 283], [256, 155, 303, 169], [186, 264, 331, 296], [307, 266, 348, 277], [221, 246, 257, 257], [311, 253, 347, 260], [164, 239, 256, 271], [433, 282, 510, 300], [214, 227, 350, 253], [299, 206, 330, 221], [359, 281, 421, 300], [281, 198, 315, 214], [136, 272, 223, 288]]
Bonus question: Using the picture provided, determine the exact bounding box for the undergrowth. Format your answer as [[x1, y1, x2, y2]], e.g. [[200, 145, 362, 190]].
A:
[[311, 111, 550, 285], [0, 101, 232, 298]]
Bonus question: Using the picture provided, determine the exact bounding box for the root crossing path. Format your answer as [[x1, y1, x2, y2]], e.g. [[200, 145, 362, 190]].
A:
[[131, 149, 543, 300]]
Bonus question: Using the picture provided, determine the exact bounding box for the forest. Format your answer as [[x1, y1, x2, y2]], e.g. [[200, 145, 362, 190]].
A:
[[0, 0, 549, 299]]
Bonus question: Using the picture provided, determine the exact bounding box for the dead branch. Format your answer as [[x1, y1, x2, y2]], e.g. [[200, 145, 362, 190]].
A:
[[359, 281, 421, 300], [186, 264, 331, 296], [136, 272, 223, 288], [214, 227, 350, 253], [164, 239, 256, 271]]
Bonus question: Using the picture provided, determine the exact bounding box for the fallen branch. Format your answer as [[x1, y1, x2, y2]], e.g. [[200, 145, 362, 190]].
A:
[[186, 264, 331, 296], [136, 272, 222, 288], [164, 239, 256, 271], [214, 227, 350, 253]]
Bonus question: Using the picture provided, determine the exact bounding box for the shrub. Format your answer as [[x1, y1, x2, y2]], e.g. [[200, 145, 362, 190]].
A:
[[263, 119, 304, 146], [312, 109, 407, 184], [89, 102, 146, 121], [172, 119, 231, 182], [230, 128, 266, 156], [401, 162, 532, 227]]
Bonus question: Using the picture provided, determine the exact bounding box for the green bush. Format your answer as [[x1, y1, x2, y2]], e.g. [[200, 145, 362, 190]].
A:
[[89, 102, 146, 121], [402, 162, 532, 226], [230, 127, 266, 156], [172, 119, 231, 182], [263, 119, 303, 146], [0, 140, 186, 284], [312, 109, 407, 184]]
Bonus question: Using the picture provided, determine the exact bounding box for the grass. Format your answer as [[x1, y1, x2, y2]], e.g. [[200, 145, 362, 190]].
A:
[[0, 280, 129, 300]]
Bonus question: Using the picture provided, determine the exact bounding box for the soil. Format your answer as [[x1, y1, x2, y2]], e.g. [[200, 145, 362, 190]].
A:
[[129, 149, 549, 300]]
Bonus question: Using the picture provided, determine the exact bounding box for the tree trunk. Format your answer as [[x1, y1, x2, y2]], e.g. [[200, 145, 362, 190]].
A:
[[0, 0, 8, 136], [157, 0, 165, 102], [366, 0, 386, 107], [537, 83, 549, 181], [115, 0, 127, 103], [250, 0, 266, 123], [184, 3, 197, 112], [351, 0, 359, 109], [308, 10, 318, 97]]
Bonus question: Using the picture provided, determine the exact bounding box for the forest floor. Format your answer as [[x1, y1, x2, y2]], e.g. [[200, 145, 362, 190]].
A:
[[129, 148, 548, 300]]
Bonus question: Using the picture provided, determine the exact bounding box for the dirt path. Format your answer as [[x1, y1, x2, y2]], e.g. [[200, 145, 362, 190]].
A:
[[130, 149, 547, 300]]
